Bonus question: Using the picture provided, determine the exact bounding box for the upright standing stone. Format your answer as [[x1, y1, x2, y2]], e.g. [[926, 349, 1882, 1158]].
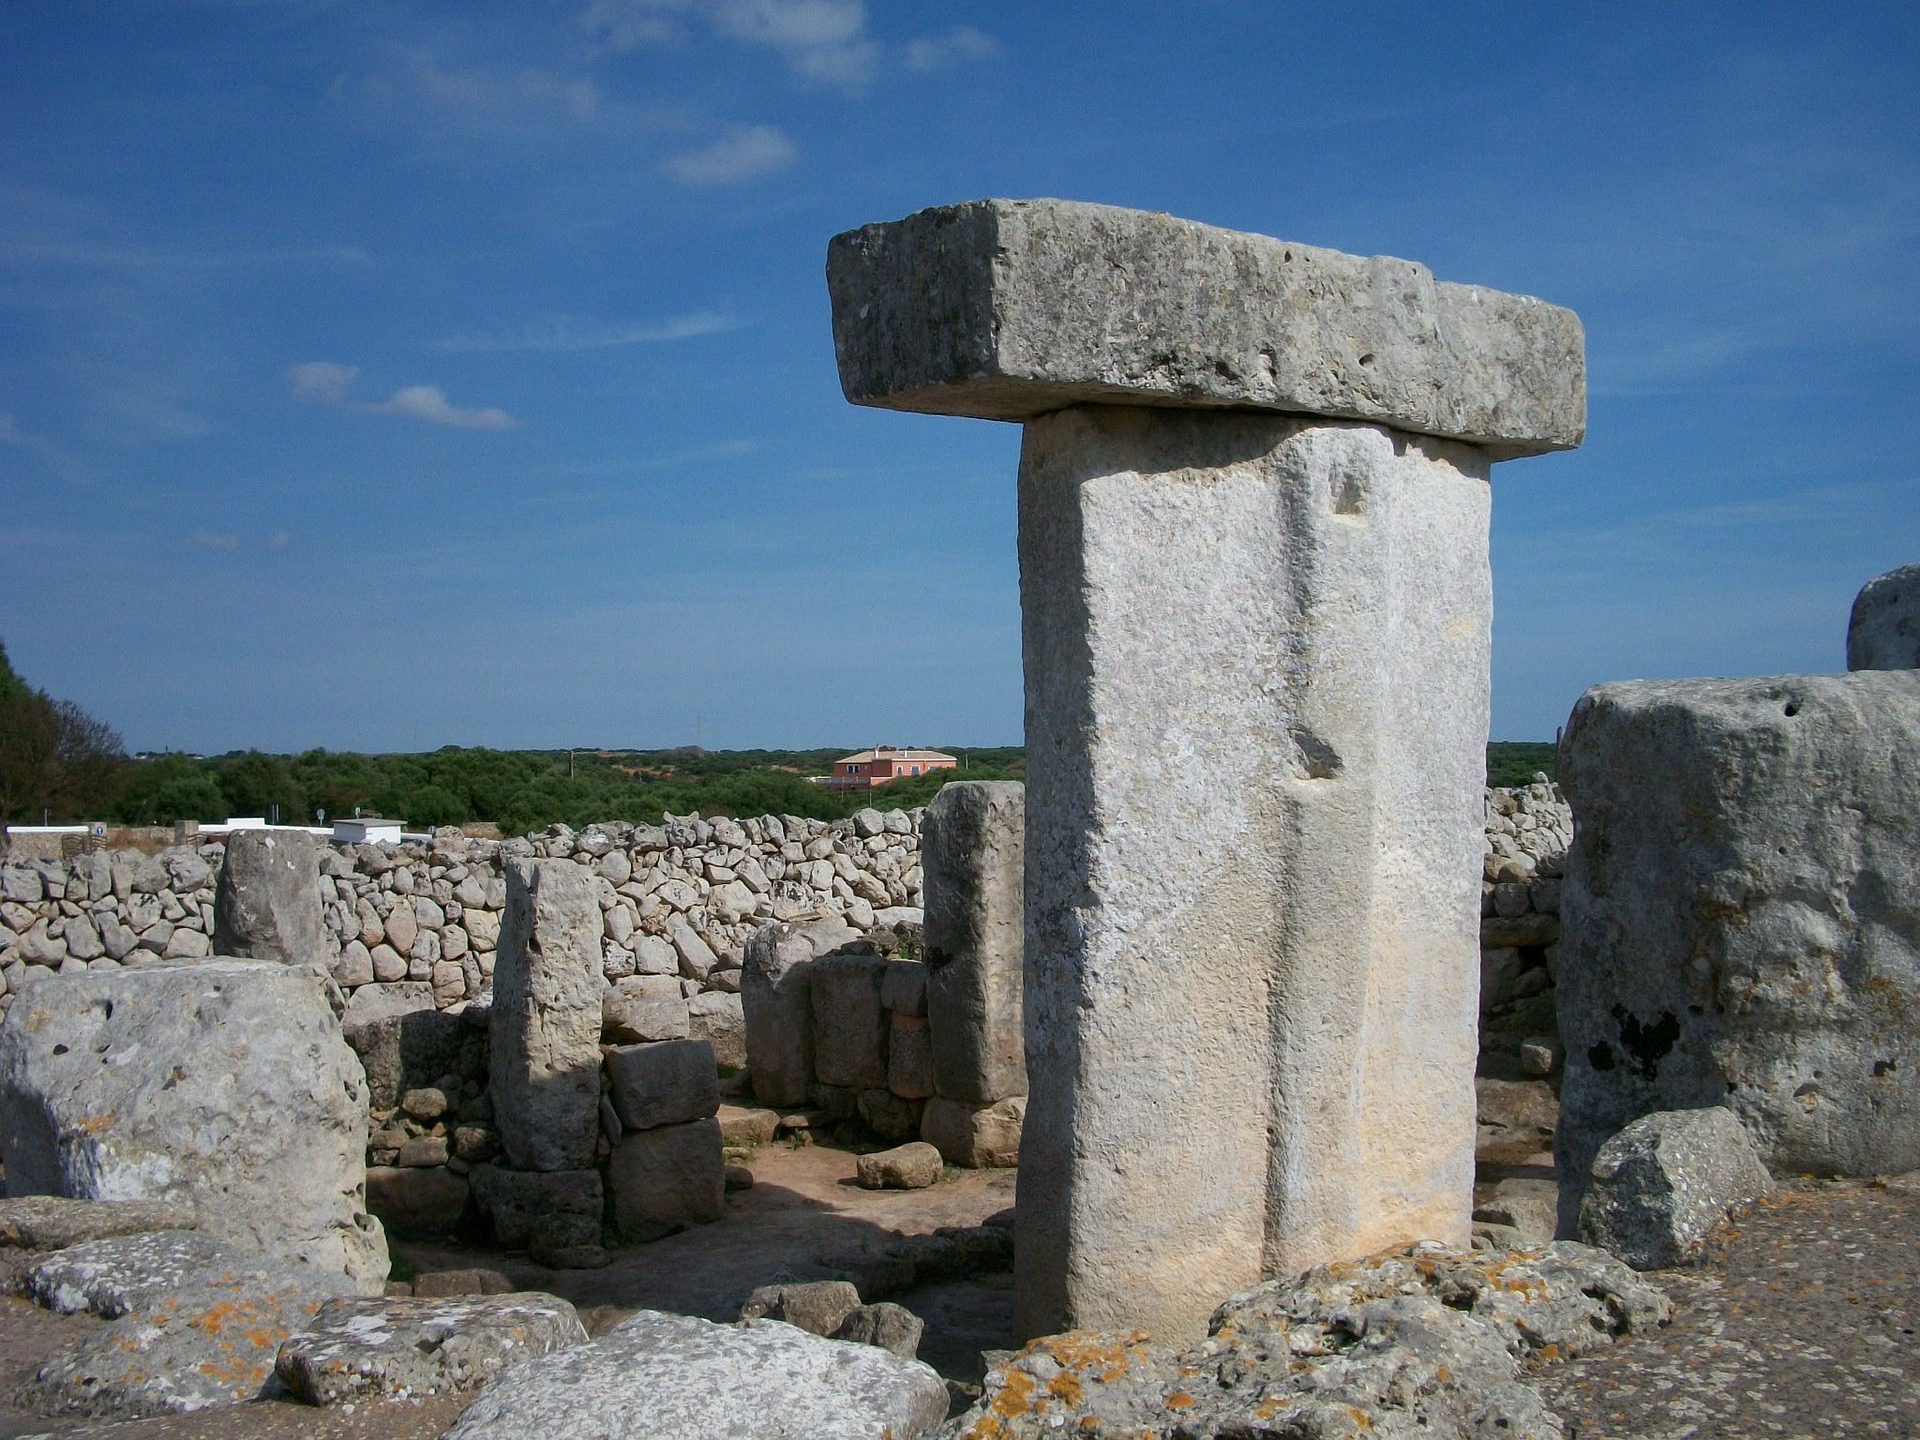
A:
[[213, 828, 325, 965], [921, 781, 1026, 1106], [829, 199, 1585, 1341], [1554, 671, 1920, 1231], [490, 858, 602, 1173], [1847, 563, 1920, 670]]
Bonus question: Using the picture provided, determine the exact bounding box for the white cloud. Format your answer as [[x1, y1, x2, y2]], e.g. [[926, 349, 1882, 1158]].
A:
[[434, 310, 741, 354], [289, 361, 358, 405], [904, 26, 999, 72], [585, 0, 877, 89], [413, 63, 601, 123], [368, 385, 519, 430], [192, 530, 241, 551], [663, 125, 796, 186]]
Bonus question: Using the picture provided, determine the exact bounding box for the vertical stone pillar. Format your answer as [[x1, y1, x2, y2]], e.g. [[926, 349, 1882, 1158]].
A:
[[921, 780, 1025, 1104], [490, 856, 603, 1172], [827, 199, 1585, 1342], [213, 827, 324, 965], [1847, 564, 1920, 670]]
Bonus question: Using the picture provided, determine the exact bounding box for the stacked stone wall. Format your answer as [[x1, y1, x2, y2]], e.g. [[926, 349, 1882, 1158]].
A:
[[1479, 778, 1571, 1073]]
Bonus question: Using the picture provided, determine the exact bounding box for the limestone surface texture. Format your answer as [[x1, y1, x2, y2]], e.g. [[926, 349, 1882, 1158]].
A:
[[0, 1195, 196, 1250], [468, 1164, 601, 1254], [489, 856, 602, 1172], [1578, 1107, 1773, 1271], [827, 198, 1585, 459], [606, 1116, 724, 1238], [946, 1242, 1668, 1439], [1014, 409, 1491, 1340], [444, 1309, 950, 1440], [605, 1038, 720, 1131], [0, 958, 387, 1293], [1555, 670, 1920, 1222], [274, 1293, 588, 1404], [18, 1229, 356, 1418], [810, 950, 891, 1089], [741, 917, 856, 1113], [1847, 563, 1920, 670], [922, 1094, 1025, 1169], [212, 827, 325, 964], [921, 780, 1026, 1105]]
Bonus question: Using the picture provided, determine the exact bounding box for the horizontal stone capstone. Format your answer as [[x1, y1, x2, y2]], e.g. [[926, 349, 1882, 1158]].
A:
[[827, 198, 1585, 459]]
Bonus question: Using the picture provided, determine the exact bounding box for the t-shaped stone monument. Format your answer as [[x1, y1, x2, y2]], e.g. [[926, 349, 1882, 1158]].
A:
[[827, 199, 1585, 1341]]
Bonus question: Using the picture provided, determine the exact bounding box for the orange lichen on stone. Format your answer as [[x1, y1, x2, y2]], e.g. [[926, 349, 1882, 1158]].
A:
[[1047, 1371, 1084, 1406], [1165, 1391, 1195, 1409], [74, 1113, 116, 1135], [1347, 1405, 1373, 1427]]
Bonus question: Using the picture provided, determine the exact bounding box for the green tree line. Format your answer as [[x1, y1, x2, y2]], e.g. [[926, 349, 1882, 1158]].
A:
[[0, 634, 1556, 834]]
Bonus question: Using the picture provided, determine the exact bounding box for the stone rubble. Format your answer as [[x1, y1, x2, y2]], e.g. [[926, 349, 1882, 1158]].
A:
[[946, 1242, 1669, 1439]]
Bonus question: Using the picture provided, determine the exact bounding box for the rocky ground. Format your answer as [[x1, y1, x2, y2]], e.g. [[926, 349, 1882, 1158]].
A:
[[0, 1139, 1015, 1438], [5, 1140, 1916, 1437], [1537, 1177, 1920, 1438]]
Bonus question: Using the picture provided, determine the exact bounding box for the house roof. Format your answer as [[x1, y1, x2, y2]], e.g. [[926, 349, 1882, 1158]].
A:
[[836, 747, 956, 765]]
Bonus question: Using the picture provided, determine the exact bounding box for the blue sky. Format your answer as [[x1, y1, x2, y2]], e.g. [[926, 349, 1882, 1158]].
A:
[[2, 1, 1916, 754]]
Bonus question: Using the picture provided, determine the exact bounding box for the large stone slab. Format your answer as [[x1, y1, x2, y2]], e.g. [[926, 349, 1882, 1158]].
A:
[[0, 958, 387, 1293], [605, 1038, 719, 1131], [18, 1230, 356, 1418], [212, 827, 325, 964], [1013, 410, 1489, 1341], [345, 996, 481, 1114], [468, 1164, 601, 1255], [606, 1117, 723, 1239], [810, 950, 890, 1090], [443, 1309, 949, 1440], [827, 198, 1585, 459], [274, 1293, 588, 1404], [0, 1195, 196, 1250], [1847, 563, 1920, 670], [921, 780, 1026, 1105], [489, 857, 602, 1172], [742, 916, 860, 1106], [1555, 670, 1920, 1228]]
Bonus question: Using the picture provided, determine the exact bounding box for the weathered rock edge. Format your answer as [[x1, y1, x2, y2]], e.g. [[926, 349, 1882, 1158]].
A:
[[945, 1242, 1669, 1439], [828, 198, 1585, 458]]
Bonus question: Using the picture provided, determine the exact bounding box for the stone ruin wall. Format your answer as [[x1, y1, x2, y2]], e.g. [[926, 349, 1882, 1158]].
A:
[[0, 782, 1571, 1081]]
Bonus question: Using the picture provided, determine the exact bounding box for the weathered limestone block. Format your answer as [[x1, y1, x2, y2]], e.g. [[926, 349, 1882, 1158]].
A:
[[0, 1195, 196, 1250], [1013, 411, 1490, 1339], [490, 857, 602, 1172], [275, 1293, 588, 1404], [827, 198, 1584, 459], [21, 1231, 357, 1419], [605, 1038, 720, 1131], [737, 1279, 862, 1335], [605, 1117, 724, 1239], [831, 200, 1576, 1344], [887, 1013, 935, 1099], [468, 1164, 601, 1254], [1555, 671, 1920, 1224], [344, 985, 480, 1113], [212, 828, 326, 964], [688, 989, 746, 1069], [1578, 1107, 1772, 1270], [1847, 563, 1920, 670], [442, 1309, 949, 1440], [856, 1141, 942, 1190], [810, 950, 890, 1090], [602, 986, 689, 1044], [921, 1094, 1025, 1169], [921, 780, 1026, 1105], [366, 1165, 471, 1238], [742, 916, 858, 1105], [0, 959, 387, 1293]]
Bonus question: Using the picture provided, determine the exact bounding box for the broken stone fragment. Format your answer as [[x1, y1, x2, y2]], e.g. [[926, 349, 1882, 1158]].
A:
[[855, 1141, 943, 1190], [1578, 1107, 1772, 1270], [275, 1293, 588, 1405]]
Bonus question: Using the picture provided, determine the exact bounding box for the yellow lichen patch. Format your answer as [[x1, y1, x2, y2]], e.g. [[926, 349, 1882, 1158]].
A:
[[1048, 1371, 1084, 1406], [74, 1113, 117, 1135], [1165, 1391, 1195, 1410], [1346, 1405, 1373, 1428]]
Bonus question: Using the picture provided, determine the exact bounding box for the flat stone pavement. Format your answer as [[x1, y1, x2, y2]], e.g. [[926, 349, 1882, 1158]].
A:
[[1538, 1178, 1920, 1438]]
